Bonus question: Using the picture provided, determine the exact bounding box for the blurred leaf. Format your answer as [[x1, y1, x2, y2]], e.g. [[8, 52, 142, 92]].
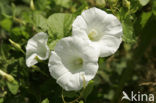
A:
[[11, 27, 30, 39], [81, 80, 94, 99], [41, 98, 49, 103], [33, 12, 48, 31], [48, 39, 58, 50], [7, 80, 19, 95], [96, 0, 106, 8], [54, 0, 71, 8], [0, 98, 4, 103], [98, 71, 110, 82], [104, 90, 114, 100], [140, 12, 152, 28], [79, 100, 84, 103], [22, 0, 30, 4], [108, 0, 118, 6], [21, 10, 33, 24], [153, 0, 156, 16], [0, 19, 12, 31], [138, 0, 150, 6], [130, 0, 140, 13], [122, 0, 130, 9], [0, 0, 11, 17], [13, 6, 30, 17], [122, 17, 135, 43], [47, 13, 74, 38], [36, 0, 50, 10], [63, 91, 79, 98]]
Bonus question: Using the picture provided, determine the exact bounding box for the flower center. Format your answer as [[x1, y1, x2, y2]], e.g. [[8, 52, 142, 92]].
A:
[[88, 29, 98, 41], [69, 58, 83, 72], [74, 58, 83, 65]]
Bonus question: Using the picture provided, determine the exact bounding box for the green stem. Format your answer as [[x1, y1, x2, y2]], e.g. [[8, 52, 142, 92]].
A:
[[61, 89, 82, 103], [31, 65, 49, 77]]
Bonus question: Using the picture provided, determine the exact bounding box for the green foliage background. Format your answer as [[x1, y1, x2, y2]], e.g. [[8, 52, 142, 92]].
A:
[[0, 0, 156, 103]]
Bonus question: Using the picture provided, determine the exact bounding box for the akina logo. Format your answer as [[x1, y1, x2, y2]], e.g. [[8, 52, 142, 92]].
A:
[[121, 91, 155, 102]]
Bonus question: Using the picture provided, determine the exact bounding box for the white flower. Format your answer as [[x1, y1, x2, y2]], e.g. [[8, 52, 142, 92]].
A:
[[26, 32, 49, 67], [48, 36, 99, 91], [72, 7, 123, 57]]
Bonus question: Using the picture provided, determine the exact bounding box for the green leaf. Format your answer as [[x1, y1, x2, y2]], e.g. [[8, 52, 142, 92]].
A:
[[0, 0, 12, 17], [122, 17, 135, 43], [47, 13, 74, 38], [81, 80, 94, 99], [33, 12, 48, 31], [140, 12, 152, 28], [98, 71, 110, 82], [41, 98, 49, 103], [54, 0, 71, 8], [96, 0, 106, 7], [7, 80, 19, 95], [122, 0, 130, 9], [0, 19, 12, 31], [0, 98, 4, 103], [104, 90, 114, 100], [138, 0, 150, 6], [79, 100, 84, 103], [153, 0, 156, 16], [11, 27, 30, 39], [36, 0, 50, 10], [63, 91, 79, 98], [130, 0, 140, 13], [48, 39, 59, 50]]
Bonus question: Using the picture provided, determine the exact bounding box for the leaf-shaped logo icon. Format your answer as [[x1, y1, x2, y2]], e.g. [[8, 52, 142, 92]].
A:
[[121, 91, 131, 101]]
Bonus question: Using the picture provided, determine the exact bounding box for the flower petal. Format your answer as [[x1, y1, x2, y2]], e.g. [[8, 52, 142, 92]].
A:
[[72, 7, 123, 57], [48, 36, 99, 91], [54, 36, 99, 70], [101, 14, 122, 38], [93, 35, 122, 57], [26, 32, 49, 67], [81, 7, 107, 27], [72, 15, 87, 31], [48, 51, 69, 79], [82, 62, 99, 82], [57, 72, 81, 91]]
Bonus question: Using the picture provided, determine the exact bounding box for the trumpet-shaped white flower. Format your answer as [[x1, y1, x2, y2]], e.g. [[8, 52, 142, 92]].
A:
[[72, 7, 123, 57], [48, 36, 99, 91], [26, 32, 49, 67]]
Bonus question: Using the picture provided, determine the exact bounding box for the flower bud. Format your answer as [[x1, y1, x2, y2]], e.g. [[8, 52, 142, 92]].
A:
[[9, 39, 25, 54], [0, 70, 14, 82], [9, 39, 21, 50], [108, 0, 118, 6], [30, 0, 35, 10], [123, 0, 130, 9]]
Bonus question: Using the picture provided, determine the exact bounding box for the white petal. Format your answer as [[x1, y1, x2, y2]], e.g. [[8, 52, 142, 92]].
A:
[[81, 7, 108, 35], [48, 36, 99, 91], [26, 32, 49, 67], [54, 36, 99, 69], [72, 7, 123, 57], [72, 16, 87, 31], [57, 72, 81, 91], [101, 14, 122, 38], [93, 35, 122, 57], [48, 51, 69, 79], [82, 62, 99, 82], [81, 7, 107, 28]]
